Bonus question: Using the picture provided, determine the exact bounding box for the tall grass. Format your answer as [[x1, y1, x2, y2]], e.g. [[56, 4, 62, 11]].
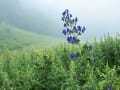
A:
[[0, 34, 120, 90]]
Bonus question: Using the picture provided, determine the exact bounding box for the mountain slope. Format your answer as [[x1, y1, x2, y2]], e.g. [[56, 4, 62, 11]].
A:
[[0, 22, 62, 50], [0, 0, 61, 37]]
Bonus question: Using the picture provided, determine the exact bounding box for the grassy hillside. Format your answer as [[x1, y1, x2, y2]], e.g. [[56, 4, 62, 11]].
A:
[[0, 0, 61, 37], [0, 22, 62, 51]]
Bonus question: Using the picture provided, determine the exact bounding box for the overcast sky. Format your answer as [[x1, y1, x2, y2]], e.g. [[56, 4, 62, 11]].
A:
[[20, 0, 120, 40]]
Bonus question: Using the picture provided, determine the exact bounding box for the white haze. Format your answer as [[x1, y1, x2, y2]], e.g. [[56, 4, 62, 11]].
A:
[[20, 0, 120, 40]]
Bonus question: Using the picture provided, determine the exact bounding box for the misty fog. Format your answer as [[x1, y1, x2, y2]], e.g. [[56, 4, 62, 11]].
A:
[[0, 0, 120, 41]]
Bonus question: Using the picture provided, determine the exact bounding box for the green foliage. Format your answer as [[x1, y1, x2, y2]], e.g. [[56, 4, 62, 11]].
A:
[[0, 34, 120, 90]]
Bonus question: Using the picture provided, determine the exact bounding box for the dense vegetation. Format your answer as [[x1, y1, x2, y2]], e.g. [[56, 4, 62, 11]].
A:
[[0, 8, 120, 90], [0, 33, 120, 90], [0, 1, 119, 90]]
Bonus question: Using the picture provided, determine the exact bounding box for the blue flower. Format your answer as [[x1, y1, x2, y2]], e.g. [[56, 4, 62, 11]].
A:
[[73, 26, 78, 33], [62, 11, 66, 16], [86, 45, 93, 51], [109, 85, 112, 90], [67, 28, 71, 33], [104, 85, 112, 90], [73, 26, 77, 30], [61, 17, 65, 21], [70, 53, 78, 60], [67, 36, 72, 43], [62, 9, 69, 16], [64, 23, 67, 27], [61, 9, 87, 45], [75, 17, 78, 22], [77, 26, 81, 31], [67, 36, 71, 43], [67, 36, 76, 44], [72, 36, 76, 43], [65, 9, 69, 13], [62, 29, 67, 35], [82, 26, 86, 33], [70, 14, 72, 17], [67, 13, 69, 17]]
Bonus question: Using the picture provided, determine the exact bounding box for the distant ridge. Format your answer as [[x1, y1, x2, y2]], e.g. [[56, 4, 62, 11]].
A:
[[0, 22, 62, 50]]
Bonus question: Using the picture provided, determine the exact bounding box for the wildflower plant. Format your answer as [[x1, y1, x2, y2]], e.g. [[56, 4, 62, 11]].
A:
[[61, 9, 93, 89], [62, 9, 86, 45], [61, 9, 92, 60]]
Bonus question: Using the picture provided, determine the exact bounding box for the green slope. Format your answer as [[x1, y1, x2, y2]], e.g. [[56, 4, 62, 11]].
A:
[[0, 22, 62, 50]]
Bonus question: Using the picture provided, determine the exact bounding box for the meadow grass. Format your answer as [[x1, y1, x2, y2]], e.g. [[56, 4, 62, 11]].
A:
[[0, 33, 120, 90], [0, 22, 62, 51]]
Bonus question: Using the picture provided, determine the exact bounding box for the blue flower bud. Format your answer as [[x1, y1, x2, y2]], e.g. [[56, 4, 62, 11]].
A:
[[67, 36, 72, 43], [67, 13, 69, 17], [72, 36, 76, 43], [67, 36, 77, 44], [70, 14, 72, 17], [104, 85, 112, 90], [67, 28, 71, 33], [61, 17, 65, 21], [82, 26, 86, 33], [86, 45, 93, 51], [64, 23, 67, 27], [62, 11, 66, 16], [62, 29, 67, 35], [73, 26, 77, 30], [109, 85, 112, 90], [70, 53, 78, 60], [75, 17, 78, 22], [73, 26, 78, 32], [65, 9, 69, 13], [77, 26, 81, 31]]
